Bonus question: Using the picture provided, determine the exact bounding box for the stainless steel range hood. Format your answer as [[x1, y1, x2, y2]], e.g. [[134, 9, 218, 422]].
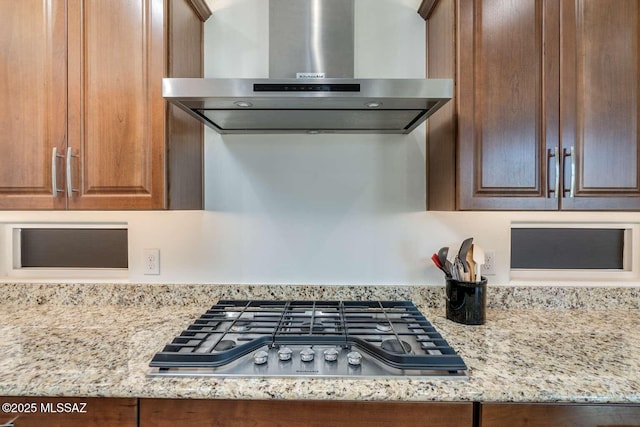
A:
[[163, 78, 452, 134], [163, 0, 452, 135]]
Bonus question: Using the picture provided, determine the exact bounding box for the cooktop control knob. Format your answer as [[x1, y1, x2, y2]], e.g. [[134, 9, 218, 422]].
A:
[[253, 350, 268, 365], [277, 347, 293, 361], [323, 348, 339, 362], [300, 348, 315, 362], [347, 351, 362, 366]]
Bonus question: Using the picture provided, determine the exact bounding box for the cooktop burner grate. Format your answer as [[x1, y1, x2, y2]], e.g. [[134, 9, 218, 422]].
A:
[[150, 300, 468, 377]]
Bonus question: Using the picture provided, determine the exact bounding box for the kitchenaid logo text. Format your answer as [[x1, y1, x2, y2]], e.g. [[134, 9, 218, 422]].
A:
[[295, 369, 319, 373], [296, 73, 325, 79], [1, 402, 88, 414]]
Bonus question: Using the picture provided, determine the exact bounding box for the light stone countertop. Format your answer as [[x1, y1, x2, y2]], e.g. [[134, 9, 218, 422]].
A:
[[1, 283, 639, 403]]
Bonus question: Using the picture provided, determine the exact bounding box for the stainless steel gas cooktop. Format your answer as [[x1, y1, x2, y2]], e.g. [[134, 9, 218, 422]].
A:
[[148, 300, 468, 379]]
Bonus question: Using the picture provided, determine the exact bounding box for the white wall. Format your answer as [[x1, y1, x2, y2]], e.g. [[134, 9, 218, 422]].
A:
[[0, 0, 637, 286], [201, 0, 433, 284]]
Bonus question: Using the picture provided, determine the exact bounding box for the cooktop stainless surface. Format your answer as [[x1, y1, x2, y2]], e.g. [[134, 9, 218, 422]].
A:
[[148, 300, 468, 379]]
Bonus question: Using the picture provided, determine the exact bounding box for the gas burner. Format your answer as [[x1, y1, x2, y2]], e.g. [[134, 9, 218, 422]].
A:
[[375, 322, 393, 332], [381, 339, 412, 354], [213, 340, 236, 351], [299, 321, 325, 333], [230, 321, 251, 332]]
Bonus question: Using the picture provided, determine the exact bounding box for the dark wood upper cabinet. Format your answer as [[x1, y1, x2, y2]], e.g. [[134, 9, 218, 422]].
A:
[[560, 0, 640, 210], [0, 0, 210, 210], [457, 0, 560, 210], [424, 0, 640, 210]]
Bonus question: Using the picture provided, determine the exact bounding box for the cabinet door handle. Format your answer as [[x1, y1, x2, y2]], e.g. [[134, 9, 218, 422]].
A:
[[51, 147, 65, 196], [569, 145, 576, 197], [66, 147, 79, 195], [562, 146, 576, 198], [547, 147, 559, 198]]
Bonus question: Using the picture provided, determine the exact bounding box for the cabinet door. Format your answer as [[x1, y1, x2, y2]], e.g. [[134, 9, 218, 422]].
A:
[[67, 0, 165, 209], [560, 0, 640, 210], [481, 403, 640, 427], [457, 0, 560, 210], [140, 399, 473, 427], [0, 0, 67, 209], [0, 397, 137, 427]]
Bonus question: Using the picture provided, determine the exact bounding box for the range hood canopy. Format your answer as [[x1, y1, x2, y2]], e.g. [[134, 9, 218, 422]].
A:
[[163, 78, 452, 134], [163, 0, 452, 134]]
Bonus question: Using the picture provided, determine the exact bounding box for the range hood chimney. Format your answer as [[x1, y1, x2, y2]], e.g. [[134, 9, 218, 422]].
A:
[[162, 0, 452, 134], [269, 0, 354, 79]]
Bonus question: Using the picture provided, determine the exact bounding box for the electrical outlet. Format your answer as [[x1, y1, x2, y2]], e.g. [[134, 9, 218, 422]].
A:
[[482, 250, 496, 276], [143, 248, 160, 275]]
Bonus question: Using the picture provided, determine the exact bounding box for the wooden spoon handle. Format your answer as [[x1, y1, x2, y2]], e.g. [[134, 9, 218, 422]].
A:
[[466, 250, 476, 282]]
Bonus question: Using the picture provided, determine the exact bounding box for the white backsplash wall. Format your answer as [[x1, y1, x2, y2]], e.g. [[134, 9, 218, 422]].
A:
[[0, 0, 637, 285], [1, 209, 638, 284], [202, 0, 432, 284]]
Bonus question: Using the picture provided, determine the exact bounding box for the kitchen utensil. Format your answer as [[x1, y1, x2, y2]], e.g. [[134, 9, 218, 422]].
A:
[[452, 257, 465, 281], [437, 247, 452, 277], [437, 247, 449, 269], [465, 249, 476, 282], [431, 253, 450, 277], [458, 237, 474, 273], [446, 244, 458, 268], [431, 253, 442, 268], [472, 244, 485, 280]]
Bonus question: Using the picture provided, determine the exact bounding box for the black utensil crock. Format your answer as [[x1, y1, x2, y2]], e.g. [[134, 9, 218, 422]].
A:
[[445, 277, 487, 325]]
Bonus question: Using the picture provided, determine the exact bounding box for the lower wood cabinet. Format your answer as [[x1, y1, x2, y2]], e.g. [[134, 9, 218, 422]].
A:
[[4, 397, 640, 426], [480, 403, 640, 427], [0, 397, 137, 427], [139, 399, 473, 427]]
